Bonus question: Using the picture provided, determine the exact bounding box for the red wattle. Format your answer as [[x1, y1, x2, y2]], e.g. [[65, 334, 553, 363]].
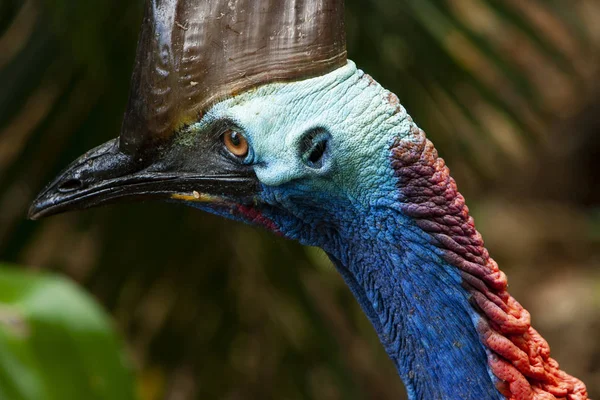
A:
[[390, 106, 588, 400]]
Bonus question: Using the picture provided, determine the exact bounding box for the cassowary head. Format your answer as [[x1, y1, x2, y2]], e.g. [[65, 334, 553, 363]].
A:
[[28, 0, 395, 248], [30, 63, 396, 246]]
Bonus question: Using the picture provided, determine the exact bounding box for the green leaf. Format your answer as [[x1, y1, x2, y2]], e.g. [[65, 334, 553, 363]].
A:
[[0, 265, 136, 400]]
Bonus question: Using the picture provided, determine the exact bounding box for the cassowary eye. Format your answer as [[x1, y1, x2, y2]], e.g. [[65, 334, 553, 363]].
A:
[[223, 129, 249, 158]]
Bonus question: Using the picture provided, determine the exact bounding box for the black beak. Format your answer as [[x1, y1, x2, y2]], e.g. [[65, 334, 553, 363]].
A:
[[28, 138, 259, 220]]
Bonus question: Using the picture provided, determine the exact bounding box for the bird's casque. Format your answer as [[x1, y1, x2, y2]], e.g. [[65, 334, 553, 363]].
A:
[[121, 0, 346, 155]]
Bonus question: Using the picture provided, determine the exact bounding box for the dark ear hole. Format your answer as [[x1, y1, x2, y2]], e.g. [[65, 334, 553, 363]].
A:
[[300, 128, 330, 169], [308, 140, 327, 164], [58, 178, 83, 193]]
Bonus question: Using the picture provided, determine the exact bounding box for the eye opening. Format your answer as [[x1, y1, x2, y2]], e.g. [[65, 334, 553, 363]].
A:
[[300, 127, 330, 169], [222, 128, 249, 158]]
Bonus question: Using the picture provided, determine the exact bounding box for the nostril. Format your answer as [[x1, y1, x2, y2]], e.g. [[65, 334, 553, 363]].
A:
[[58, 178, 84, 193]]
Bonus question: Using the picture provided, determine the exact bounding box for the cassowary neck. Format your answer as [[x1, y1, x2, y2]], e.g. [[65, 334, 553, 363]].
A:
[[324, 195, 503, 399], [321, 118, 587, 399], [327, 225, 502, 399]]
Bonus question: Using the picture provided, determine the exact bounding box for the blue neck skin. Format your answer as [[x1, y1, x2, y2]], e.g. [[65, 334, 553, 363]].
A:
[[259, 189, 503, 400]]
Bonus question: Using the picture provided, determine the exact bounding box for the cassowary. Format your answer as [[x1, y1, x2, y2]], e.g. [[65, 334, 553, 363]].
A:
[[28, 0, 588, 398]]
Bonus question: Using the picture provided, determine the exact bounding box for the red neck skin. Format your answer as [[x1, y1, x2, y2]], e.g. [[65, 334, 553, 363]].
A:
[[390, 103, 588, 399]]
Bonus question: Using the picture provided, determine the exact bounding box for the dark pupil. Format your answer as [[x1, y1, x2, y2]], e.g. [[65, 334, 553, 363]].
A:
[[230, 131, 241, 146]]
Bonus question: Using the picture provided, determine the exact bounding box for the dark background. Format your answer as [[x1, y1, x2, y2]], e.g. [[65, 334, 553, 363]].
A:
[[1, 0, 599, 399]]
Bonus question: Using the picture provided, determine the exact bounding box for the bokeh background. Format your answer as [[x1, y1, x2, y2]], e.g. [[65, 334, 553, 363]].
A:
[[1, 0, 600, 399]]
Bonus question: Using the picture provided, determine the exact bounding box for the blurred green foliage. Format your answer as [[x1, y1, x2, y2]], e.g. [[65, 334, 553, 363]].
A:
[[0, 265, 135, 400], [1, 0, 599, 399]]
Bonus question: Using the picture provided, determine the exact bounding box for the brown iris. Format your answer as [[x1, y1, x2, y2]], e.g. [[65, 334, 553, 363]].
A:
[[223, 129, 249, 158]]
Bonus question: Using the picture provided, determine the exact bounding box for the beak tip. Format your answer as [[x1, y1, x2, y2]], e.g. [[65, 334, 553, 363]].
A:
[[28, 191, 59, 220], [27, 199, 45, 221]]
